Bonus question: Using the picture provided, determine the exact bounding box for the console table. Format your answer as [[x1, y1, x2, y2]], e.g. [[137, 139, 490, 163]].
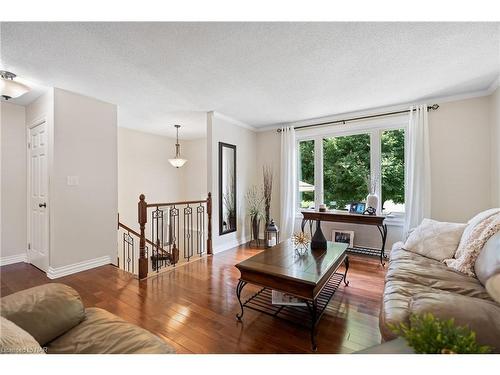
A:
[[301, 210, 388, 265]]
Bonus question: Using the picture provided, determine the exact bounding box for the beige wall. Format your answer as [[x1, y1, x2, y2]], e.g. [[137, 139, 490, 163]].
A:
[[208, 112, 258, 253], [50, 88, 117, 269], [118, 127, 184, 227], [182, 138, 208, 201], [428, 96, 492, 222], [118, 127, 208, 228], [490, 87, 500, 207], [1, 102, 27, 259]]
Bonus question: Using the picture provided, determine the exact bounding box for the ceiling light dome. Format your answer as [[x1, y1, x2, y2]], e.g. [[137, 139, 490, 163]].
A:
[[168, 124, 187, 168], [0, 71, 30, 100]]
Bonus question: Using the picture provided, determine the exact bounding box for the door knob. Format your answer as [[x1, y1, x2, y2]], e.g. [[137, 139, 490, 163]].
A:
[[39, 203, 47, 208]]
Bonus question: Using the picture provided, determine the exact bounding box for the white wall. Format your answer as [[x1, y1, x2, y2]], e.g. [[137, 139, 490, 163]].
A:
[[208, 112, 258, 253], [0, 102, 27, 261], [50, 88, 117, 269], [490, 86, 500, 207], [429, 95, 492, 222]]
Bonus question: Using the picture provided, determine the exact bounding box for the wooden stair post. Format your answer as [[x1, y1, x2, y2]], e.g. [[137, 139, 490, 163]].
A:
[[138, 194, 148, 279], [207, 192, 212, 255]]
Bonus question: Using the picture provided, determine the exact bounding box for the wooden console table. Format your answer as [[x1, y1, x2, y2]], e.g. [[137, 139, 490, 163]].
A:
[[301, 210, 388, 265]]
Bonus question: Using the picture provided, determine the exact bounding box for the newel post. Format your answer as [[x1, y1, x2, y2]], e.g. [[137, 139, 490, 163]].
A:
[[138, 194, 148, 279], [207, 192, 212, 255]]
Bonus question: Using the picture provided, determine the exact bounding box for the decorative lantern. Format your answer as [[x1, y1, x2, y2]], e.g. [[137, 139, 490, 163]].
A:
[[265, 219, 280, 248]]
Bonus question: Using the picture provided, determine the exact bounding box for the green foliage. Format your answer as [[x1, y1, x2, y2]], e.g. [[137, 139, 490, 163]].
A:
[[381, 129, 405, 206], [389, 313, 492, 354], [298, 129, 405, 210], [323, 134, 370, 209]]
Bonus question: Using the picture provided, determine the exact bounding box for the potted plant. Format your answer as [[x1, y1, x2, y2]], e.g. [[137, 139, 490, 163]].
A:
[[390, 313, 491, 354], [246, 185, 264, 244]]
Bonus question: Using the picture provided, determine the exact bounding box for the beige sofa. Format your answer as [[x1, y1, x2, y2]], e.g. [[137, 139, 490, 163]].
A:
[[0, 283, 175, 354], [379, 233, 500, 352]]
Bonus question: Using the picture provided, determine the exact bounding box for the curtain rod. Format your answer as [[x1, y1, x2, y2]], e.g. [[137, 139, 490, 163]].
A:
[[276, 104, 439, 133]]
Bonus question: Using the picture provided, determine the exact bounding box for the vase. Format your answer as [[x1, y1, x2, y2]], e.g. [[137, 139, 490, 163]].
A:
[[366, 193, 379, 213], [251, 215, 260, 244], [311, 220, 327, 250]]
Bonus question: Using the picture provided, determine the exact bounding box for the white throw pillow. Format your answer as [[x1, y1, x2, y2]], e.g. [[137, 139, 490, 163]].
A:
[[403, 218, 467, 261], [458, 208, 500, 258]]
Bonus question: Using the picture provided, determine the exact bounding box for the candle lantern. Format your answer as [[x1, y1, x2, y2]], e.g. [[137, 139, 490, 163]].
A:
[[265, 219, 280, 248]]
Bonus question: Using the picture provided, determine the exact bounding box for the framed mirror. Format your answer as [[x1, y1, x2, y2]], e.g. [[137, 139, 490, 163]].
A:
[[219, 142, 236, 235]]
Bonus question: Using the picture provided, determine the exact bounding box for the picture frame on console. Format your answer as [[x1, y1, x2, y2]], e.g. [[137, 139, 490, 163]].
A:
[[332, 230, 354, 248]]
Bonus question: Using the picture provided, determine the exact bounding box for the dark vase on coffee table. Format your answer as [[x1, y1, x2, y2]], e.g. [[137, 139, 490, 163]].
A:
[[311, 220, 327, 250]]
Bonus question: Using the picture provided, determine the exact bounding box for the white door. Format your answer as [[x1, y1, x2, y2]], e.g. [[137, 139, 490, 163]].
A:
[[28, 121, 49, 272]]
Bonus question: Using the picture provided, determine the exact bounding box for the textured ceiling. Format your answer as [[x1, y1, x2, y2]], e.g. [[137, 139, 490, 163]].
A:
[[1, 22, 499, 138]]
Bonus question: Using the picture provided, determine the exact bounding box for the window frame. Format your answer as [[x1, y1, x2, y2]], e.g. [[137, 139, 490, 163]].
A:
[[296, 114, 408, 226]]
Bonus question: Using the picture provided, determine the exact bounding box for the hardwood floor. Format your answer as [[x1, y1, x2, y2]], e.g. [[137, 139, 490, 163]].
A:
[[0, 244, 386, 353]]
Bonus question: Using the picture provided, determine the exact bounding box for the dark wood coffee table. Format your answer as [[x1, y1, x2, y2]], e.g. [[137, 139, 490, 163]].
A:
[[235, 240, 349, 351]]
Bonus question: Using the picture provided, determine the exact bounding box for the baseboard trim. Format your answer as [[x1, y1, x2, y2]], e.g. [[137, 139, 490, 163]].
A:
[[47, 255, 111, 279], [0, 253, 28, 267], [213, 236, 251, 254]]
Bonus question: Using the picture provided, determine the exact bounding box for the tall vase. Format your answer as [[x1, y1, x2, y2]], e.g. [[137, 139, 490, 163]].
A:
[[366, 193, 379, 213], [251, 215, 260, 243]]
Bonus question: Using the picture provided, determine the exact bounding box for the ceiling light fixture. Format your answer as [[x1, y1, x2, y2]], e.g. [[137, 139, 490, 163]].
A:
[[168, 125, 187, 168], [0, 71, 30, 100]]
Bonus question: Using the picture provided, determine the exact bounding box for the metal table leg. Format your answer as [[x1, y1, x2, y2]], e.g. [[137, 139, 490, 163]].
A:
[[235, 280, 247, 321], [376, 224, 388, 266], [306, 300, 318, 352], [343, 256, 350, 286]]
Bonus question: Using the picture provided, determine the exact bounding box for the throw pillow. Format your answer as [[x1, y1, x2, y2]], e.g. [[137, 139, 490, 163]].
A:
[[486, 274, 500, 304], [444, 213, 500, 277], [456, 208, 500, 259], [0, 316, 45, 354], [402, 218, 467, 261]]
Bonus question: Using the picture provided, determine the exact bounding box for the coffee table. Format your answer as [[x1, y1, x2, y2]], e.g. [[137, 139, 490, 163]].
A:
[[235, 240, 349, 351]]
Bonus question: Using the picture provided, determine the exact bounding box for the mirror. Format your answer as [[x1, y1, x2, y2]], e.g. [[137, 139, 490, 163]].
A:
[[219, 142, 236, 235]]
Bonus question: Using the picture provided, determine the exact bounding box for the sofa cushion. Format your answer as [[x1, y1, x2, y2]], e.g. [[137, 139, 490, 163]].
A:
[[379, 279, 440, 341], [486, 274, 500, 304], [0, 316, 45, 354], [410, 292, 500, 352], [402, 219, 466, 261], [0, 283, 85, 346], [386, 256, 491, 300], [46, 307, 175, 354], [474, 231, 500, 285]]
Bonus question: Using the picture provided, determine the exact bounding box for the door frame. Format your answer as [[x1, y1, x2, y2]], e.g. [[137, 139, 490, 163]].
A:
[[26, 116, 51, 267]]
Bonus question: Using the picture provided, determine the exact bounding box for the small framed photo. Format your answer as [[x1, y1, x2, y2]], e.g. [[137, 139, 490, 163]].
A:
[[332, 230, 354, 248], [349, 202, 366, 214]]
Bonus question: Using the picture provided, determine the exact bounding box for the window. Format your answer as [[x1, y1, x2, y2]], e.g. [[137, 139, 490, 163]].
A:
[[298, 140, 315, 209], [323, 134, 371, 209], [297, 121, 406, 221], [381, 129, 405, 213]]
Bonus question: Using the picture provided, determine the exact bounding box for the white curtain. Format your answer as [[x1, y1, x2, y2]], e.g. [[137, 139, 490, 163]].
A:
[[404, 104, 431, 237], [280, 126, 297, 240]]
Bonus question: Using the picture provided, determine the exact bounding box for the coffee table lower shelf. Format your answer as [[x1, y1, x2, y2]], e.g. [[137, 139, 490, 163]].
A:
[[236, 272, 346, 350]]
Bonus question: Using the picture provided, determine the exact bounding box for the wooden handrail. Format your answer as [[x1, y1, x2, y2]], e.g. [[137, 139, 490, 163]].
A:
[[146, 198, 208, 208], [118, 221, 170, 256]]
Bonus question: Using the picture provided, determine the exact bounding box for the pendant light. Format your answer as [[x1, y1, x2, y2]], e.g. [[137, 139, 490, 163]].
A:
[[0, 71, 30, 100], [168, 125, 187, 168]]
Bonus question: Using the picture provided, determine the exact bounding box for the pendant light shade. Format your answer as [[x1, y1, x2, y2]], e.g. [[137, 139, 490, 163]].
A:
[[168, 125, 187, 168], [0, 71, 30, 100]]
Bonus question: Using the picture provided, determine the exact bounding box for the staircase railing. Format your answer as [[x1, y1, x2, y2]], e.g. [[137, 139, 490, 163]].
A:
[[137, 193, 212, 279]]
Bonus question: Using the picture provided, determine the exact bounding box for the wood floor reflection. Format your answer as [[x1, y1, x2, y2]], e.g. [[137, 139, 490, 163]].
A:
[[0, 244, 386, 353]]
